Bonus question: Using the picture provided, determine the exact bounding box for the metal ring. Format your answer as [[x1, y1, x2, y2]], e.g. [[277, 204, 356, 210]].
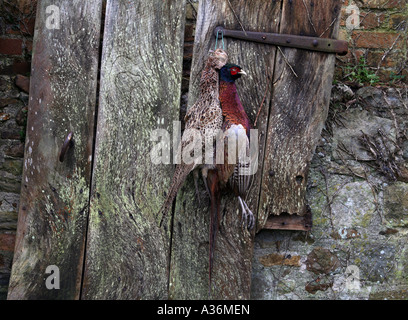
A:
[[59, 131, 73, 162]]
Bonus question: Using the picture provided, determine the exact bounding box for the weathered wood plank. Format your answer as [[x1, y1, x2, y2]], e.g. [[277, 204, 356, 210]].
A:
[[7, 0, 102, 299], [264, 209, 312, 231], [258, 0, 342, 228], [169, 0, 282, 299], [81, 0, 186, 299]]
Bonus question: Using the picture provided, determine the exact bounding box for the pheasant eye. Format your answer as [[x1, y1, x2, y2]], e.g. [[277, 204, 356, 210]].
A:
[[230, 68, 238, 75]]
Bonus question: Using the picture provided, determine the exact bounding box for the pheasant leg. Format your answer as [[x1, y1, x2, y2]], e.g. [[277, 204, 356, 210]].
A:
[[238, 196, 255, 230]]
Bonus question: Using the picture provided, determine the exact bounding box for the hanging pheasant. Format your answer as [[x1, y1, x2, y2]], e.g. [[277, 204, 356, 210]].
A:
[[159, 49, 228, 227], [207, 63, 256, 293]]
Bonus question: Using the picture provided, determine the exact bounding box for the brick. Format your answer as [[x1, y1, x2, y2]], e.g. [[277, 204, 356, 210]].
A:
[[0, 234, 16, 251], [18, 0, 37, 15], [19, 18, 35, 36], [366, 50, 401, 68], [360, 12, 385, 29], [389, 14, 407, 31], [0, 98, 19, 108], [24, 40, 33, 54], [12, 61, 30, 75], [339, 48, 365, 65], [15, 75, 30, 93], [0, 65, 14, 76], [0, 38, 23, 55], [375, 69, 394, 82], [184, 23, 195, 42], [0, 61, 30, 76], [360, 0, 406, 9], [352, 31, 403, 49], [1, 129, 21, 140], [4, 143, 25, 158], [5, 27, 22, 36], [4, 18, 35, 37], [183, 43, 194, 60]]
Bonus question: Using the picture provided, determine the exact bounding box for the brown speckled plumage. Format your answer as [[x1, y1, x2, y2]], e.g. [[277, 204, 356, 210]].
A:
[[159, 49, 228, 226]]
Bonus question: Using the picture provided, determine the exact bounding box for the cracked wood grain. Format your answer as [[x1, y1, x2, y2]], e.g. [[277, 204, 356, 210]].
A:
[[169, 0, 282, 299], [258, 0, 342, 227], [81, 0, 186, 299], [7, 0, 102, 300]]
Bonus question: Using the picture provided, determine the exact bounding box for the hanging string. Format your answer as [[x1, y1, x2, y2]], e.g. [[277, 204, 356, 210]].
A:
[[214, 29, 224, 50]]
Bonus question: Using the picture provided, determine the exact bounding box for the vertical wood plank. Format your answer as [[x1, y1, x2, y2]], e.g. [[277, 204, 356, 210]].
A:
[[258, 0, 342, 227], [7, 0, 102, 299], [169, 0, 282, 299], [81, 0, 186, 299]]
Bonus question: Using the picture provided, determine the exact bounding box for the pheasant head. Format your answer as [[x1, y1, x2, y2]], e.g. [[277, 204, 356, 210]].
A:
[[219, 63, 247, 82]]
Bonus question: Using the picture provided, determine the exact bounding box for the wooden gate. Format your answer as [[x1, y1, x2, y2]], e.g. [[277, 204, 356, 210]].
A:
[[7, 0, 343, 299]]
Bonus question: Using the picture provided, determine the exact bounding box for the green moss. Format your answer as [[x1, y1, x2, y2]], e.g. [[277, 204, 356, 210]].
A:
[[344, 57, 380, 86], [359, 211, 373, 228]]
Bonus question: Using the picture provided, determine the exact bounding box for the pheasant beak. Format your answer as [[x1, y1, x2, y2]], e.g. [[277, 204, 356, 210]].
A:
[[238, 69, 247, 76]]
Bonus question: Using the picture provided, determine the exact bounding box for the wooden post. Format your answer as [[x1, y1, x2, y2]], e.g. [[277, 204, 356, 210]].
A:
[[258, 0, 342, 228], [169, 0, 282, 299], [80, 0, 186, 299], [7, 0, 103, 299]]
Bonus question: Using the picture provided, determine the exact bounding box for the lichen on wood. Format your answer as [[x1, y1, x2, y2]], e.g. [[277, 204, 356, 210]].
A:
[[259, 0, 342, 225], [81, 0, 186, 300], [7, 0, 103, 300], [169, 0, 282, 300]]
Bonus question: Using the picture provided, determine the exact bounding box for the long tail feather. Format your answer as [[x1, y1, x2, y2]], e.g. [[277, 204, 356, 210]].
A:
[[159, 163, 194, 227], [207, 170, 220, 297]]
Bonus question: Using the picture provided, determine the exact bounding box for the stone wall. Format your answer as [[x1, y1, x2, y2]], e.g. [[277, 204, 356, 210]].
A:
[[0, 0, 36, 299], [251, 85, 408, 300], [0, 0, 407, 299]]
